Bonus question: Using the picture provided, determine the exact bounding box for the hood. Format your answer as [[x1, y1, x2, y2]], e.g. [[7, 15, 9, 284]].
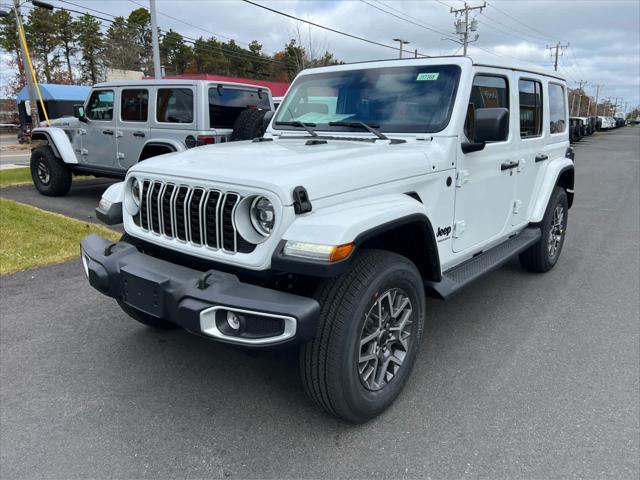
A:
[[42, 117, 81, 128], [131, 136, 447, 204]]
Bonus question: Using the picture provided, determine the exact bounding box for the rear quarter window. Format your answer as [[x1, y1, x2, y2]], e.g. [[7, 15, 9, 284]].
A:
[[208, 88, 271, 128], [549, 83, 567, 134], [156, 88, 194, 124]]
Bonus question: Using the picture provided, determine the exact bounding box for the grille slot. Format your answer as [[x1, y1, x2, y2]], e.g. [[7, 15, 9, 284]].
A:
[[137, 181, 256, 254]]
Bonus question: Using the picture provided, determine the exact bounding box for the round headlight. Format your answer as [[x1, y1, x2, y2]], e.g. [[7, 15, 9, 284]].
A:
[[131, 178, 141, 207], [250, 196, 275, 236]]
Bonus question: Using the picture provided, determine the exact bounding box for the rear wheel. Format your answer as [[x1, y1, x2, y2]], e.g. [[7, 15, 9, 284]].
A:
[[300, 250, 426, 423], [520, 186, 568, 272], [230, 108, 268, 141], [30, 146, 71, 196]]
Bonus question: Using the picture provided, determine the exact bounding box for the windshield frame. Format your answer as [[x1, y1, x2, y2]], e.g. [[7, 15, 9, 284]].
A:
[[273, 63, 462, 135]]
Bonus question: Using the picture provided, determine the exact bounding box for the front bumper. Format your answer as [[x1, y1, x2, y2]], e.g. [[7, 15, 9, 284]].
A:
[[80, 234, 320, 347]]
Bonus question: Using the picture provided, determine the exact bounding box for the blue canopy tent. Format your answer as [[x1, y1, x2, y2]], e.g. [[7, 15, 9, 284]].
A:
[[16, 83, 90, 130]]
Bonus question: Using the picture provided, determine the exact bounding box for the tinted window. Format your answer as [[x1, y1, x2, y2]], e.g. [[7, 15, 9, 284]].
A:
[[274, 65, 461, 133], [519, 79, 543, 137], [468, 75, 509, 141], [121, 89, 148, 122], [85, 90, 114, 121], [470, 75, 509, 109], [209, 88, 271, 128], [156, 88, 194, 123], [549, 83, 566, 134]]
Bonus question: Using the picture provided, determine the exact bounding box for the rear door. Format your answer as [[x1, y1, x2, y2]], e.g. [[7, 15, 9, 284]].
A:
[[82, 89, 117, 167], [208, 85, 272, 141], [512, 75, 545, 226], [116, 88, 150, 169]]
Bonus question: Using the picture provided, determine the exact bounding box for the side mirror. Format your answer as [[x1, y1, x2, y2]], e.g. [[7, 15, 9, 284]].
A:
[[262, 110, 275, 132], [462, 107, 509, 153], [73, 104, 87, 122]]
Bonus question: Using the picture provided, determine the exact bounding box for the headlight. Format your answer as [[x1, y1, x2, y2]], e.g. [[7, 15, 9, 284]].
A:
[[131, 178, 141, 207], [125, 177, 141, 215], [250, 196, 275, 236]]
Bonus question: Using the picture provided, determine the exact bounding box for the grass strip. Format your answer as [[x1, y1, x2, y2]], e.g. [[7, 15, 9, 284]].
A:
[[0, 197, 120, 275], [0, 167, 32, 187]]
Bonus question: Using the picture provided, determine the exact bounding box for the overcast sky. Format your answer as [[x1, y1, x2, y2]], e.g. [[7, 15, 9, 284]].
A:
[[3, 0, 639, 110]]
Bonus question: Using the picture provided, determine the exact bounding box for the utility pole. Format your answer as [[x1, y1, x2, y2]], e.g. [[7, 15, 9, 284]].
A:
[[392, 38, 410, 59], [592, 84, 603, 116], [449, 2, 485, 56], [12, 0, 39, 125], [149, 0, 162, 79], [546, 41, 569, 71], [575, 80, 587, 117]]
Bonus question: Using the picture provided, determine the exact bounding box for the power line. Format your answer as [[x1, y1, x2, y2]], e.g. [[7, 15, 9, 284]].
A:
[[361, 0, 456, 39], [239, 0, 421, 57], [486, 2, 561, 43], [477, 12, 547, 45]]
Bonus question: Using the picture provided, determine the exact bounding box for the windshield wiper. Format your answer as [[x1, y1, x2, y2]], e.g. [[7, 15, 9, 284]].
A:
[[328, 121, 388, 141], [274, 121, 318, 137]]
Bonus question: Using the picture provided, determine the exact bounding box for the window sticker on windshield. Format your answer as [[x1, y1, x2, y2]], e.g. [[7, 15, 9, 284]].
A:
[[416, 72, 439, 81]]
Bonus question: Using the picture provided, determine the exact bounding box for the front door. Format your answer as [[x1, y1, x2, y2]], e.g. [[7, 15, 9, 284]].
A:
[[82, 89, 117, 167], [453, 72, 517, 253], [117, 88, 150, 169]]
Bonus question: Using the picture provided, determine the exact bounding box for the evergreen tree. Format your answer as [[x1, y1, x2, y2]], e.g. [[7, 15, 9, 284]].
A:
[[75, 14, 104, 84]]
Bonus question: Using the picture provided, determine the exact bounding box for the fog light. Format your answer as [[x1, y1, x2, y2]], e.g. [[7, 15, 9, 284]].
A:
[[226, 311, 241, 331]]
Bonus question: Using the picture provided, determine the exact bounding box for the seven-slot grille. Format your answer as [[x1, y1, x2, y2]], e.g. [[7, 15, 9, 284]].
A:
[[136, 180, 256, 254]]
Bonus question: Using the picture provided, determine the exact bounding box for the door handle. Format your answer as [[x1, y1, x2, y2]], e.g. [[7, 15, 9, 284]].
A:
[[501, 160, 520, 171], [103, 129, 114, 135], [535, 154, 548, 163], [133, 131, 146, 138]]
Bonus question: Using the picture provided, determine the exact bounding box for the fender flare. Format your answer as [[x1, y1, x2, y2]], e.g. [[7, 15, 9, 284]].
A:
[[530, 159, 574, 223], [31, 127, 78, 164], [272, 194, 441, 279], [138, 139, 185, 161]]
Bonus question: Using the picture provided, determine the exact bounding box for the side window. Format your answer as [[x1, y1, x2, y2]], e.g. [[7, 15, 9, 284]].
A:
[[467, 75, 509, 141], [121, 89, 148, 122], [548, 83, 567, 134], [85, 90, 114, 121], [156, 88, 194, 124], [519, 79, 543, 138]]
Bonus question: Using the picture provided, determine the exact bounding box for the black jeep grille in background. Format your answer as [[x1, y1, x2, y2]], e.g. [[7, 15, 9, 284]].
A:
[[136, 180, 256, 254]]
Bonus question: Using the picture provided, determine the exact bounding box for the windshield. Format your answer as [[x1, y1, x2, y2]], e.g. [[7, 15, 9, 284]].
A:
[[274, 64, 461, 134]]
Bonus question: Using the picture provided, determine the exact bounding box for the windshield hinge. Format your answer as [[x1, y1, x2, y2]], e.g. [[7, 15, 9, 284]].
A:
[[292, 186, 312, 214]]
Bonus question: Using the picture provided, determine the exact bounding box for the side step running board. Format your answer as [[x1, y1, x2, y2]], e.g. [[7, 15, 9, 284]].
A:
[[425, 227, 542, 300]]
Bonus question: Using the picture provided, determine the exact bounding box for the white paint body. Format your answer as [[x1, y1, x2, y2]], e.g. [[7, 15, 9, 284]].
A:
[[114, 56, 573, 276]]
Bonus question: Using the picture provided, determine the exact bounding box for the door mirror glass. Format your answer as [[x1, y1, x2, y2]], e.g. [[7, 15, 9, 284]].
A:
[[73, 104, 85, 120]]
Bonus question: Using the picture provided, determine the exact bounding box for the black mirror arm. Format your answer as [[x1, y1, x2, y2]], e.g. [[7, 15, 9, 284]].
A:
[[461, 141, 486, 154]]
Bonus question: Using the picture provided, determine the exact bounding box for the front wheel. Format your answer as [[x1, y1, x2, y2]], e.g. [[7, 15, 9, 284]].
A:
[[300, 250, 426, 423], [520, 186, 569, 272], [30, 146, 72, 196]]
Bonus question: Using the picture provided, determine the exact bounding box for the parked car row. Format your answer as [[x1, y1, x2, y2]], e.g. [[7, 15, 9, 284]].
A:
[[568, 114, 625, 143]]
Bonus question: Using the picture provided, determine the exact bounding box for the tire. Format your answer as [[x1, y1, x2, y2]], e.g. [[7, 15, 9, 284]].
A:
[[519, 186, 569, 272], [30, 146, 72, 196], [230, 108, 268, 141], [300, 250, 426, 423]]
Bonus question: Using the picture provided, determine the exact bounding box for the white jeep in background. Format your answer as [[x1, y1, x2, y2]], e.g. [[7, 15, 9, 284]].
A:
[[81, 56, 575, 422], [30, 79, 273, 196]]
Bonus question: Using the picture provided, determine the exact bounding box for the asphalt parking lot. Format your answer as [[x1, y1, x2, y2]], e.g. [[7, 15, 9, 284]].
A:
[[1, 128, 638, 479]]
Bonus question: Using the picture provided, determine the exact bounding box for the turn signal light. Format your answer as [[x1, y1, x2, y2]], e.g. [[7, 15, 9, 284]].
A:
[[283, 241, 355, 262]]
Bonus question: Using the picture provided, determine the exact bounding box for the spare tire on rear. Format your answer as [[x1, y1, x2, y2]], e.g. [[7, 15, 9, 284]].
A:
[[231, 108, 268, 141]]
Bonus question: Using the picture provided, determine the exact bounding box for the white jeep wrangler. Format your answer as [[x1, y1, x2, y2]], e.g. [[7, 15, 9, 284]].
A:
[[81, 56, 575, 422], [30, 79, 273, 196]]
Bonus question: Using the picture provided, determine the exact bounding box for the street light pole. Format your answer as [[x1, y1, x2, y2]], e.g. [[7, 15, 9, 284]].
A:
[[392, 38, 409, 59], [149, 0, 162, 79]]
